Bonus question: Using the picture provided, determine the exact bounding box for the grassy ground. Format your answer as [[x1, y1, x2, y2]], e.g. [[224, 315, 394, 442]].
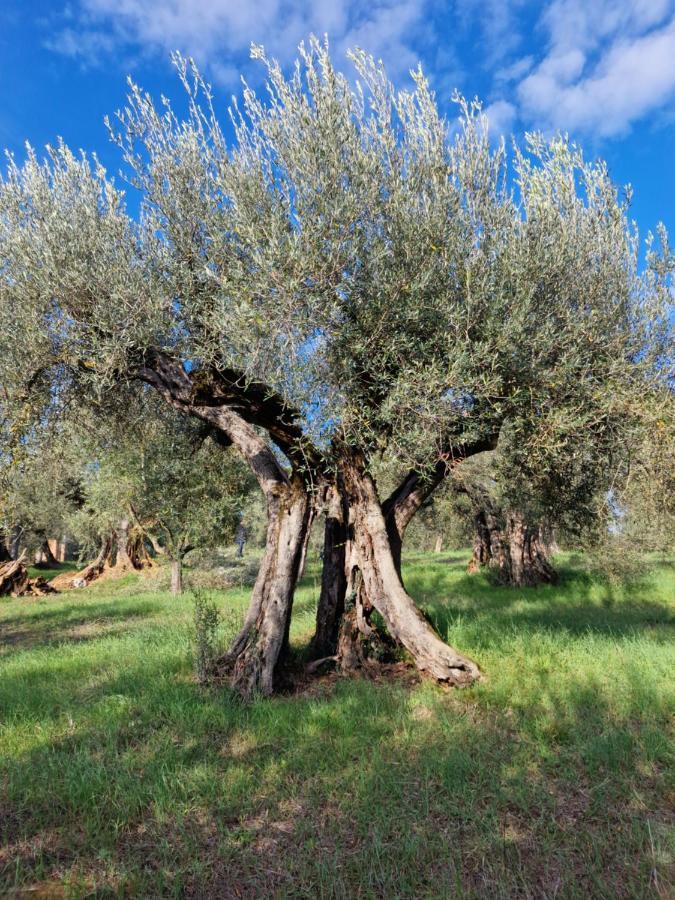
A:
[[27, 562, 79, 582], [0, 551, 673, 898]]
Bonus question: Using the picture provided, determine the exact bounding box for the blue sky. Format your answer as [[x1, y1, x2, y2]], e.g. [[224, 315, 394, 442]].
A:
[[2, 0, 675, 242]]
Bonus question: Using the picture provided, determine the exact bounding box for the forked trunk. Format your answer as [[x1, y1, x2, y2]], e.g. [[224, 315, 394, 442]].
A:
[[218, 476, 311, 697], [340, 459, 480, 685]]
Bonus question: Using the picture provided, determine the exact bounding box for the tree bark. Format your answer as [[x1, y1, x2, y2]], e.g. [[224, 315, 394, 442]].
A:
[[382, 437, 497, 576], [310, 439, 496, 664], [147, 533, 166, 557], [112, 519, 134, 571], [34, 538, 59, 569], [59, 535, 115, 588], [0, 553, 56, 597], [339, 458, 480, 685], [170, 556, 183, 595], [0, 555, 29, 595], [218, 475, 311, 696], [467, 508, 556, 586], [9, 526, 23, 561], [309, 483, 348, 659], [138, 353, 318, 699]]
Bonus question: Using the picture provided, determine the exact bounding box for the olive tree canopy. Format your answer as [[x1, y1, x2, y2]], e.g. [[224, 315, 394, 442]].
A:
[[0, 37, 670, 695]]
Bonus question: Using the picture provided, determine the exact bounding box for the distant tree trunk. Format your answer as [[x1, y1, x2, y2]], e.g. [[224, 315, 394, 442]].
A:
[[467, 508, 556, 586], [9, 526, 23, 560], [170, 556, 183, 595], [72, 535, 115, 586], [112, 519, 134, 571], [434, 534, 443, 553], [126, 529, 153, 569], [0, 535, 10, 563], [34, 538, 60, 568], [147, 532, 166, 557]]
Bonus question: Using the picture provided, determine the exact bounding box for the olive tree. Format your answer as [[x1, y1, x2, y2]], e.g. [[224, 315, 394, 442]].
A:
[[0, 38, 669, 696], [60, 398, 253, 592]]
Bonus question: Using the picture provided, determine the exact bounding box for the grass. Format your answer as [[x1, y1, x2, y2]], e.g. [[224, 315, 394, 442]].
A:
[[0, 551, 673, 898], [26, 561, 79, 582]]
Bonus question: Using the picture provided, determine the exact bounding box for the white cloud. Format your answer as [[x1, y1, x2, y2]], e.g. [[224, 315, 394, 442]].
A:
[[46, 0, 440, 86], [483, 99, 517, 138], [45, 0, 675, 141], [517, 0, 675, 137]]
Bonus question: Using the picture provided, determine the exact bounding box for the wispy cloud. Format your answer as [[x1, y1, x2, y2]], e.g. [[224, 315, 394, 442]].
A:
[[45, 0, 446, 86], [42, 0, 675, 141], [515, 0, 675, 137]]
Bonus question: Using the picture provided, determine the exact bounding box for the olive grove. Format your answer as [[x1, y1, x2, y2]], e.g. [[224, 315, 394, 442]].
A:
[[0, 39, 670, 696]]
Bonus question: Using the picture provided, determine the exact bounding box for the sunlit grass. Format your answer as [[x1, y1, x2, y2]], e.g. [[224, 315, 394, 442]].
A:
[[1, 551, 673, 898]]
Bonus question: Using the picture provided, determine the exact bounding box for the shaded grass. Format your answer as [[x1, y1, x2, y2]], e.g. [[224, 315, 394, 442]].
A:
[[0, 552, 673, 898], [27, 561, 79, 582]]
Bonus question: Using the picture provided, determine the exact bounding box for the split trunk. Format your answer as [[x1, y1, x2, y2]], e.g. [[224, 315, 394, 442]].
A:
[[311, 459, 480, 686]]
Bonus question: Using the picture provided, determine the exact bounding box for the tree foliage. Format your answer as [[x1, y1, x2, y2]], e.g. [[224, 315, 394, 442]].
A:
[[0, 37, 671, 694]]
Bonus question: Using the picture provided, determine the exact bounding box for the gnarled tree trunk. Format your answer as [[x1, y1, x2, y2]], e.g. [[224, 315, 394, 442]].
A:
[[112, 519, 135, 572], [54, 535, 115, 589], [339, 458, 480, 685], [219, 475, 311, 696], [310, 442, 495, 678], [467, 508, 556, 586]]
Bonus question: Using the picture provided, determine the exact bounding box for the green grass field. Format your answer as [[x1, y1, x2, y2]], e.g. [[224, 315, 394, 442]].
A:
[[1, 552, 673, 898]]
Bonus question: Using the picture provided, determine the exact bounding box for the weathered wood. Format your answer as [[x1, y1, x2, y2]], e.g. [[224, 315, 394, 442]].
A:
[[467, 508, 556, 586], [0, 556, 29, 596], [340, 459, 480, 686], [218, 475, 312, 697], [0, 554, 57, 597], [309, 483, 348, 659]]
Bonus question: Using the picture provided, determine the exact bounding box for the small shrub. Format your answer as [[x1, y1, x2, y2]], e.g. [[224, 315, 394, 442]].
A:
[[192, 590, 221, 684], [585, 536, 652, 586]]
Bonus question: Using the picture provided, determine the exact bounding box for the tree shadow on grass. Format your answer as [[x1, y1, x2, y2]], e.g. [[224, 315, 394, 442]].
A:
[[404, 559, 674, 646], [0, 599, 161, 652], [0, 645, 671, 899]]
